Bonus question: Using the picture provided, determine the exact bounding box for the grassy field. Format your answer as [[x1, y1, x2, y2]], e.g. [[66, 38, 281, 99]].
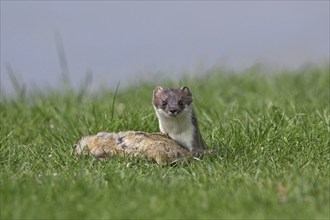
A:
[[0, 66, 329, 219]]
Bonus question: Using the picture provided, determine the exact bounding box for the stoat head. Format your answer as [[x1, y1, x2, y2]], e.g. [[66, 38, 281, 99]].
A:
[[152, 86, 193, 118]]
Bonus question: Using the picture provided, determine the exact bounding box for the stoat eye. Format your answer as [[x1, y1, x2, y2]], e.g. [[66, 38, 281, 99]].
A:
[[178, 100, 184, 106], [162, 100, 167, 106]]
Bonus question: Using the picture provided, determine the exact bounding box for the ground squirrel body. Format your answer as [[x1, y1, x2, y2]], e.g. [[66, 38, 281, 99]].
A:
[[75, 131, 189, 165]]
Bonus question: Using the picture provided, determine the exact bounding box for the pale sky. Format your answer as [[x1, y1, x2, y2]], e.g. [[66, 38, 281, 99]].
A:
[[1, 1, 329, 93]]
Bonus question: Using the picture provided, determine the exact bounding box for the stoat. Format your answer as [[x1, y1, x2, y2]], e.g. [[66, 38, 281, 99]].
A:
[[152, 86, 207, 153]]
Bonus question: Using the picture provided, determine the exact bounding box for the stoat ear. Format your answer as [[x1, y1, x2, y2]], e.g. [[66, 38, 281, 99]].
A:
[[153, 86, 163, 95], [180, 86, 192, 97]]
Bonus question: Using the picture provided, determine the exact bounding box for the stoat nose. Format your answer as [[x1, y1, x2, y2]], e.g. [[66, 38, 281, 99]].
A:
[[169, 110, 177, 114]]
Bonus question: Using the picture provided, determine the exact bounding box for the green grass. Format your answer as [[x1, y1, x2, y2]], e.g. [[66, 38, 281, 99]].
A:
[[1, 66, 329, 219]]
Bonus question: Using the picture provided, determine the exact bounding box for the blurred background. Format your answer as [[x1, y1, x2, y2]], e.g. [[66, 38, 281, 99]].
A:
[[1, 1, 329, 94]]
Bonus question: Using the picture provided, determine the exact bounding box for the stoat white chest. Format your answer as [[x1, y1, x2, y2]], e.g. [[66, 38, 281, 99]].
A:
[[154, 105, 195, 151]]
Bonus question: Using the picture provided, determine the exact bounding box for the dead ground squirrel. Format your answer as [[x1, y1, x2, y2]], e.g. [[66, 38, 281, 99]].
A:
[[74, 131, 190, 165]]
